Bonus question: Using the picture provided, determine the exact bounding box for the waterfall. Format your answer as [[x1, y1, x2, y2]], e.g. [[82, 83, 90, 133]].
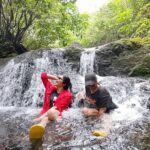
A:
[[0, 49, 83, 107], [79, 48, 95, 75], [0, 48, 149, 150]]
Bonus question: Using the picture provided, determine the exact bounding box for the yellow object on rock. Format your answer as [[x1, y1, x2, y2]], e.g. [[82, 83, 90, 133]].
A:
[[92, 130, 107, 137]]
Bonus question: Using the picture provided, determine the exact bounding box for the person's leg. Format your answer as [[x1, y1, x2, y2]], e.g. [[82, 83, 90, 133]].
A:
[[47, 107, 59, 121], [29, 108, 59, 139], [33, 111, 48, 122], [29, 107, 60, 139], [82, 107, 99, 117], [38, 107, 59, 127]]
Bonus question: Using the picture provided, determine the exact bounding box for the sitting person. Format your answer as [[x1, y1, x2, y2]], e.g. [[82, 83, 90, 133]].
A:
[[33, 72, 72, 127], [77, 73, 117, 117]]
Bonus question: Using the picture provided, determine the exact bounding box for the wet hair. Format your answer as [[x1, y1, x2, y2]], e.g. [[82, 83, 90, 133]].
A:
[[62, 76, 72, 91]]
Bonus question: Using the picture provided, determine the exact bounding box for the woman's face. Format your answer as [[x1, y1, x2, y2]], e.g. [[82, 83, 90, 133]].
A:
[[55, 76, 64, 88]]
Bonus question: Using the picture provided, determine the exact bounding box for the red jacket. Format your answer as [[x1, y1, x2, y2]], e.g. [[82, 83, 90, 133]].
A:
[[40, 72, 72, 115]]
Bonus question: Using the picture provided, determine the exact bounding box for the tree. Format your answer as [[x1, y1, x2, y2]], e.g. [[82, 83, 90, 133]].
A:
[[81, 0, 150, 47], [0, 0, 41, 55], [23, 0, 88, 49], [0, 0, 87, 56]]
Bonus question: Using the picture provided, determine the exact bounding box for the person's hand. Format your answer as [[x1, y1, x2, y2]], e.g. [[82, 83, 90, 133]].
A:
[[77, 91, 85, 101], [85, 97, 96, 105]]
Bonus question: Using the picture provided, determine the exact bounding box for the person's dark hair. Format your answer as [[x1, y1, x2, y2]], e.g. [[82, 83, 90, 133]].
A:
[[62, 76, 72, 91]]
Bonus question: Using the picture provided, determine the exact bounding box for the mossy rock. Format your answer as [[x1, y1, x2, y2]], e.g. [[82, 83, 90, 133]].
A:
[[64, 43, 84, 62], [143, 54, 150, 66], [129, 55, 150, 76], [112, 43, 150, 75], [110, 39, 142, 56], [63, 43, 84, 71]]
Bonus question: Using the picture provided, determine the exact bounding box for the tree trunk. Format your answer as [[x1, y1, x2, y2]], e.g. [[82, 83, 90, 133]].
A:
[[14, 43, 27, 54]]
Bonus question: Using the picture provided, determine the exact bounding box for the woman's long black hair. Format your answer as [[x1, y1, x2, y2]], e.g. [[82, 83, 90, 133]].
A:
[[62, 76, 72, 92]]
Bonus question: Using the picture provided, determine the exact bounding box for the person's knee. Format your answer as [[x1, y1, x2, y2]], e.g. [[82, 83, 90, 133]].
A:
[[47, 109, 59, 121], [82, 108, 89, 115]]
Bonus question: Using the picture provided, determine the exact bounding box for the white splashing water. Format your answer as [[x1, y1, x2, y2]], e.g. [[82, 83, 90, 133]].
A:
[[63, 75, 149, 125], [0, 48, 149, 150], [0, 49, 83, 107]]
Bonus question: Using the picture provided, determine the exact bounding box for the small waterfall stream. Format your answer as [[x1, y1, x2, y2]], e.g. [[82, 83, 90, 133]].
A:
[[79, 48, 95, 76], [0, 48, 149, 150]]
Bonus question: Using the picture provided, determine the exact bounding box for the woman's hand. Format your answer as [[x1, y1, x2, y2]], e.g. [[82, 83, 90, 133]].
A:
[[47, 74, 59, 80]]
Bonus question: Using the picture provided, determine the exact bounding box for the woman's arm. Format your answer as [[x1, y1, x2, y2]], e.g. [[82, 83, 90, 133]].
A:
[[47, 74, 58, 80], [41, 72, 58, 88]]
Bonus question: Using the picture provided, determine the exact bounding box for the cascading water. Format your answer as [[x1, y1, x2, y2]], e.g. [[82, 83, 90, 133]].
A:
[[0, 49, 83, 107], [79, 48, 95, 76], [0, 48, 149, 150]]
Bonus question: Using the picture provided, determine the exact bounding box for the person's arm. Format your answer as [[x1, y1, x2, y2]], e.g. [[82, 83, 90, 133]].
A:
[[77, 91, 85, 101], [76, 91, 85, 107], [98, 107, 107, 116], [47, 74, 58, 80], [41, 72, 58, 88]]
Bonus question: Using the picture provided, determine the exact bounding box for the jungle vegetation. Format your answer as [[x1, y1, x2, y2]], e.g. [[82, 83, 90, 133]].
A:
[[0, 0, 150, 56]]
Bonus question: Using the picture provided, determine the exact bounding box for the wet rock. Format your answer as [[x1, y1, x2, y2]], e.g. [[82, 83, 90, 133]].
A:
[[64, 43, 84, 72], [94, 40, 150, 76]]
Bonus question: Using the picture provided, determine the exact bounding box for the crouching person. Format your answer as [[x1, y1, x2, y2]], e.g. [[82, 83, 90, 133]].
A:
[[77, 73, 117, 117]]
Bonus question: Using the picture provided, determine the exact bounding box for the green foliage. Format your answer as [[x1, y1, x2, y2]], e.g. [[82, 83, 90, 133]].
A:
[[81, 0, 150, 47], [0, 0, 48, 55], [128, 37, 150, 45], [0, 0, 89, 53], [23, 0, 89, 49]]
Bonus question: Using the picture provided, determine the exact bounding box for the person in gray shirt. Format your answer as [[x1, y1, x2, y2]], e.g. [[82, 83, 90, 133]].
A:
[[77, 73, 117, 117]]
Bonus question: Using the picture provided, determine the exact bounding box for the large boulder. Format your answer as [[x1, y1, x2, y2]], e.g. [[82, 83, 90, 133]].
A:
[[94, 40, 150, 77]]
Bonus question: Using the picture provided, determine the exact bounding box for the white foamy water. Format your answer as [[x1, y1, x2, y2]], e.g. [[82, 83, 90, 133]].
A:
[[79, 48, 95, 76], [0, 48, 149, 150]]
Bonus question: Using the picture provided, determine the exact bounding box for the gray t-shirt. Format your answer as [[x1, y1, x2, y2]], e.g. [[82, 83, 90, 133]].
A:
[[83, 86, 117, 112]]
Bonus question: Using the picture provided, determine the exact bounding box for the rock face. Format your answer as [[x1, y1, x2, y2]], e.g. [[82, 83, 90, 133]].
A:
[[94, 40, 142, 76], [1, 40, 150, 77], [93, 40, 150, 77], [65, 40, 150, 77], [64, 42, 84, 72]]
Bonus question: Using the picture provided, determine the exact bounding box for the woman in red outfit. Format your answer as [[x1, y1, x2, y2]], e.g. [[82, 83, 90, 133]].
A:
[[34, 72, 72, 127]]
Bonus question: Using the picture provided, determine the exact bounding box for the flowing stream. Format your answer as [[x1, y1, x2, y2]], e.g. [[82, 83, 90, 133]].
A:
[[0, 48, 150, 150]]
